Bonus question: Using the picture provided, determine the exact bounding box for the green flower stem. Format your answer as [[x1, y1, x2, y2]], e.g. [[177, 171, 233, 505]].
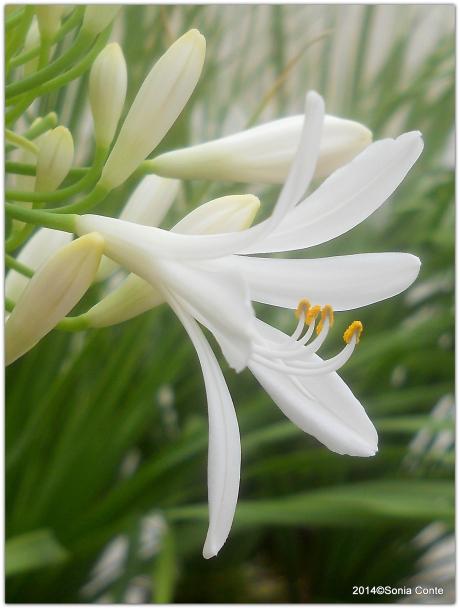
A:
[[6, 223, 35, 254], [50, 182, 109, 214], [10, 7, 86, 69], [5, 254, 34, 278], [5, 297, 90, 332], [5, 203, 77, 233], [6, 6, 34, 68], [6, 146, 108, 204], [7, 27, 112, 107], [5, 161, 88, 179], [5, 130, 39, 155], [6, 28, 94, 100], [5, 97, 34, 127]]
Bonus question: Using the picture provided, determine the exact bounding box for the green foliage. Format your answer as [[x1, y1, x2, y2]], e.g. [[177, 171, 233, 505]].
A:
[[6, 4, 454, 603]]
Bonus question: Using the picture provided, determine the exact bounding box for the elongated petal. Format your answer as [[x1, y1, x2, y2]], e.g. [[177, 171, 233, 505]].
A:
[[100, 29, 206, 190], [96, 175, 179, 281], [243, 131, 424, 254], [250, 320, 378, 456], [151, 114, 371, 184], [6, 233, 104, 365], [153, 258, 254, 372], [270, 91, 324, 224], [236, 252, 421, 310], [88, 194, 259, 326], [169, 298, 241, 559], [6, 228, 72, 302]]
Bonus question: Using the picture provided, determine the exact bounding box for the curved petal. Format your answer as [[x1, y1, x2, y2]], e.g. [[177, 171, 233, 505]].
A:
[[243, 131, 424, 254], [250, 320, 378, 457], [236, 252, 421, 310], [169, 297, 241, 559], [270, 91, 324, 224], [154, 258, 254, 372]]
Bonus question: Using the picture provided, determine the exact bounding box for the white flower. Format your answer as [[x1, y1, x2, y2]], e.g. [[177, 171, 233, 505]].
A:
[[75, 90, 423, 558], [100, 29, 206, 191], [150, 114, 372, 184], [89, 43, 127, 149], [35, 5, 65, 41], [6, 233, 105, 365]]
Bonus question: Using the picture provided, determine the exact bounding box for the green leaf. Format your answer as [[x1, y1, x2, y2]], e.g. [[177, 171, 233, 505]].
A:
[[6, 529, 68, 577]]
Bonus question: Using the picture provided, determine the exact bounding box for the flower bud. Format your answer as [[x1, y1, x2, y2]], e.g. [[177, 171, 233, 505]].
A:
[[151, 115, 372, 184], [96, 175, 180, 281], [6, 233, 105, 365], [89, 43, 127, 148], [82, 5, 120, 37], [35, 5, 65, 41], [23, 18, 40, 78], [6, 228, 73, 302], [85, 194, 259, 327], [100, 29, 206, 191], [35, 126, 74, 192]]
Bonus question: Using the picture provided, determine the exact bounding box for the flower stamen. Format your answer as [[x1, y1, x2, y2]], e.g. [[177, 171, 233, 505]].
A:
[[343, 320, 363, 344]]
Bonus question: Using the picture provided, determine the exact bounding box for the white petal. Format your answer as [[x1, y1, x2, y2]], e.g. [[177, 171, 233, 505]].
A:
[[96, 176, 180, 281], [236, 252, 421, 310], [151, 113, 371, 184], [6, 228, 72, 302], [243, 131, 424, 254], [270, 91, 324, 225], [169, 298, 240, 559], [154, 258, 254, 372], [250, 320, 378, 457]]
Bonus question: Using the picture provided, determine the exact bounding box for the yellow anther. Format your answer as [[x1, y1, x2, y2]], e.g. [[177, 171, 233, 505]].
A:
[[306, 304, 321, 325], [316, 304, 335, 335], [295, 298, 311, 320], [343, 321, 364, 344]]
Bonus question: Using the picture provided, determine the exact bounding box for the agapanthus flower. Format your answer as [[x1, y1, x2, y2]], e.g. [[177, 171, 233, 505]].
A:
[[74, 91, 423, 557]]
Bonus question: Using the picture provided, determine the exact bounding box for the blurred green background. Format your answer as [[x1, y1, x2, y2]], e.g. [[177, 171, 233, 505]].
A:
[[6, 4, 454, 603]]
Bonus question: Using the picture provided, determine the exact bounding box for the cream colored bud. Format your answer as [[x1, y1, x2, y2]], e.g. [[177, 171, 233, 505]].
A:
[[6, 228, 72, 302], [6, 233, 105, 365], [89, 43, 127, 148], [23, 18, 40, 77], [82, 5, 120, 37], [100, 29, 206, 190], [151, 115, 372, 184], [86, 193, 259, 327], [35, 126, 74, 192], [36, 5, 65, 41]]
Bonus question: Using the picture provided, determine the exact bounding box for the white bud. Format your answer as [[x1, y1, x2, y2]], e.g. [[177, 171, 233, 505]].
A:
[[35, 126, 74, 192], [6, 233, 105, 365], [6, 228, 73, 302], [82, 5, 120, 37], [89, 43, 127, 148], [96, 175, 180, 281], [100, 29, 206, 190], [35, 5, 65, 41], [85, 194, 259, 327], [151, 115, 372, 184]]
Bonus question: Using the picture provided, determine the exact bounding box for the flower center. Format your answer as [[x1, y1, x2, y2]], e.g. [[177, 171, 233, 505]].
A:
[[251, 299, 363, 376]]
